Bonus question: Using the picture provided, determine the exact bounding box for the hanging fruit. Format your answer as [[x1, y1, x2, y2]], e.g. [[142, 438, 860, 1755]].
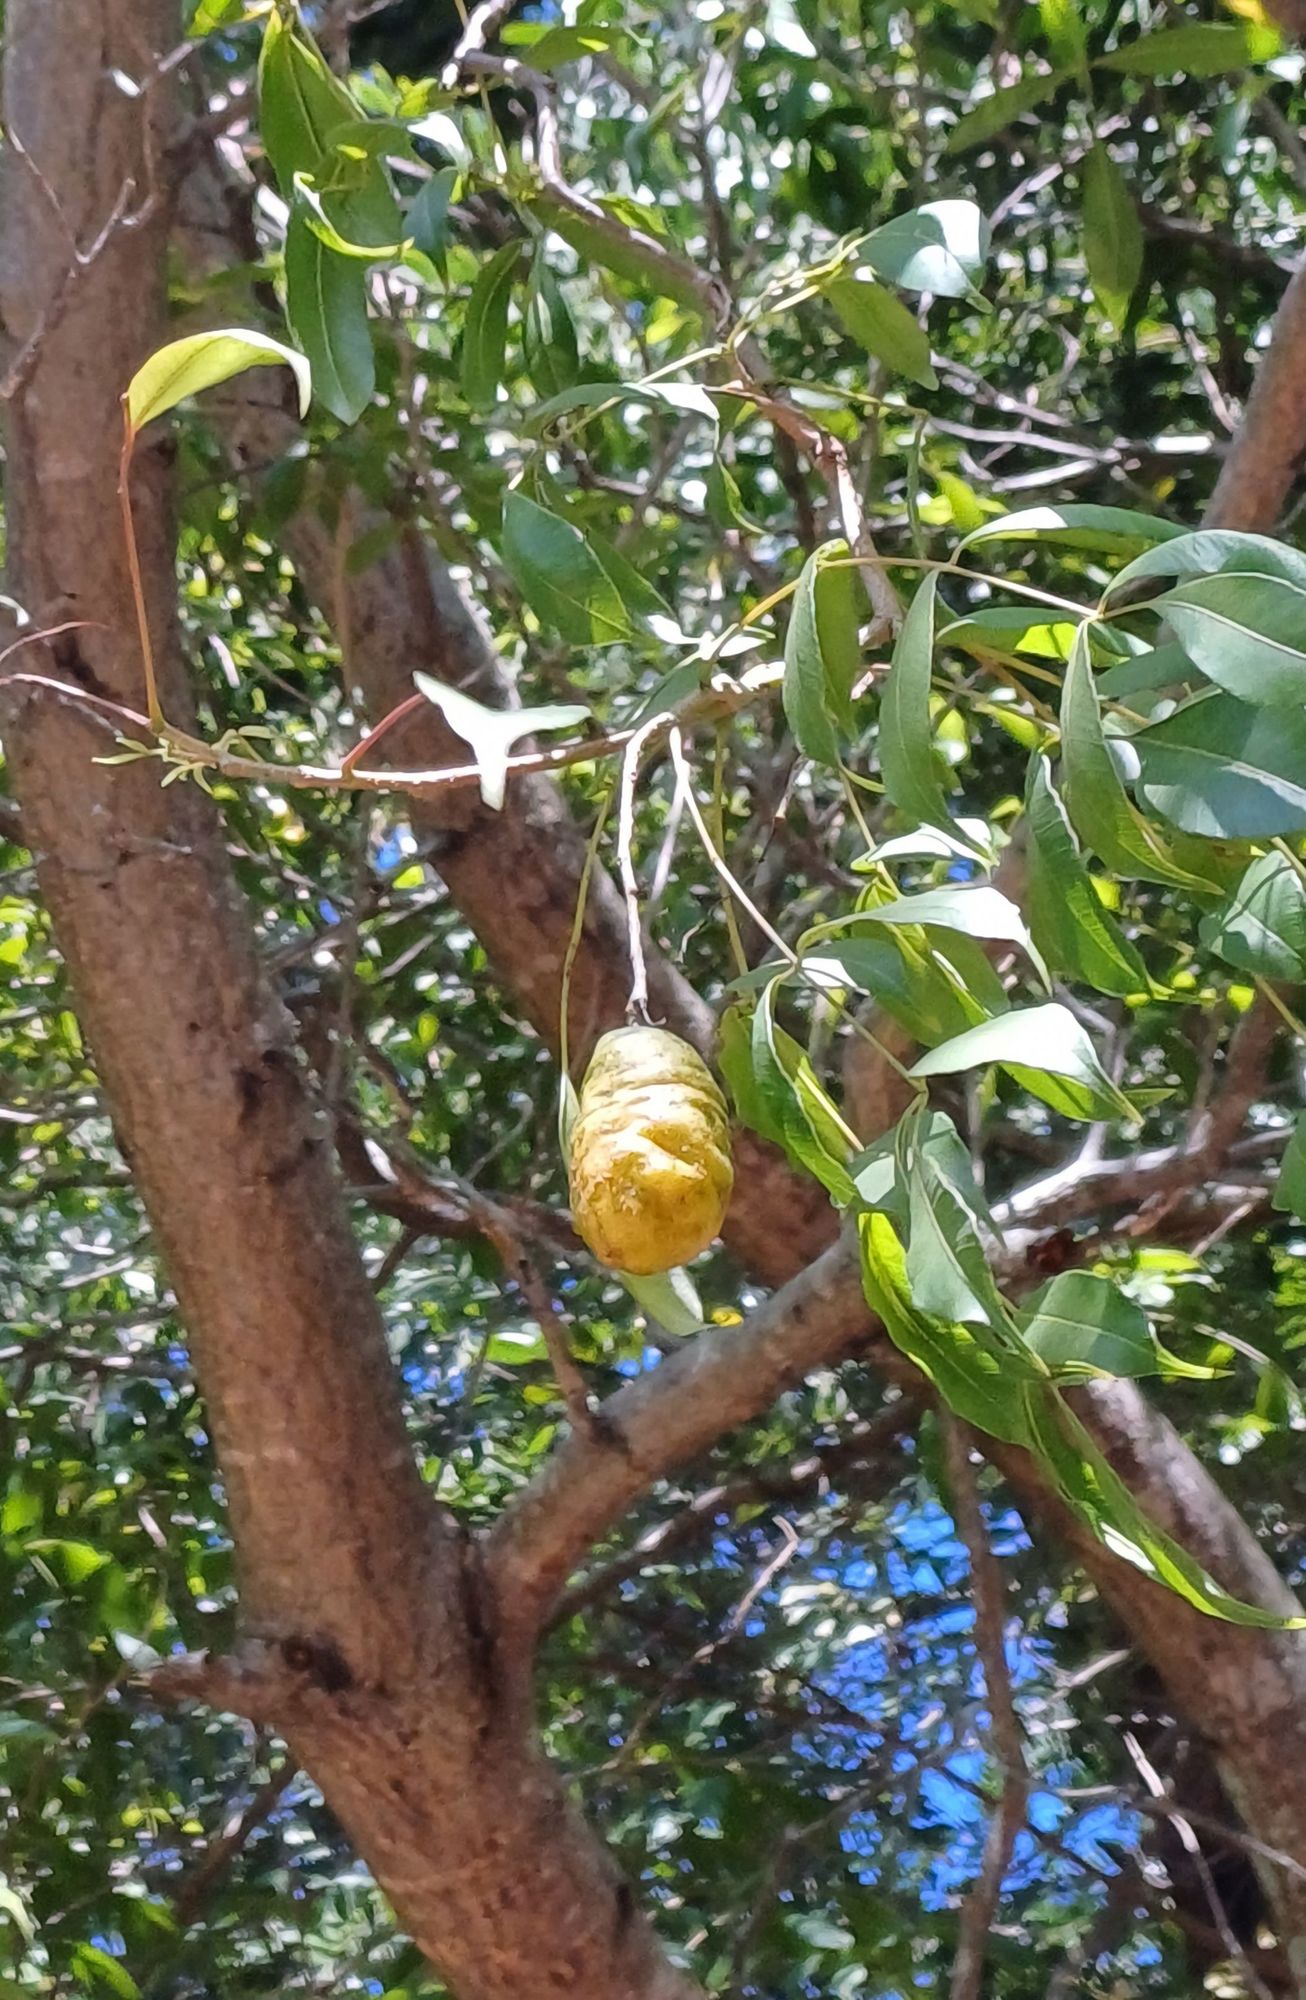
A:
[[568, 1026, 734, 1275]]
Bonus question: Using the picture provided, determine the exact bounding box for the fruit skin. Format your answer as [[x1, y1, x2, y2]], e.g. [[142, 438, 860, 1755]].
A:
[[569, 1026, 734, 1275]]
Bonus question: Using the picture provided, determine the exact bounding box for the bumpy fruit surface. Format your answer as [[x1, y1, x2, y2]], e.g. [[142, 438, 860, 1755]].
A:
[[569, 1026, 734, 1274]]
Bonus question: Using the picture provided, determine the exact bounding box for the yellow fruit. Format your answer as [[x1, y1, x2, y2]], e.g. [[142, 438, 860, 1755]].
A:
[[568, 1026, 734, 1275]]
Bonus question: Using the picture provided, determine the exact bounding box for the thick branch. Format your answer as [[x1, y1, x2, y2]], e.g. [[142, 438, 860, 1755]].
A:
[[1205, 256, 1306, 532]]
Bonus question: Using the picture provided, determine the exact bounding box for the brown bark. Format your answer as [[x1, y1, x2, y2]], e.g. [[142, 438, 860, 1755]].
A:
[[0, 10, 698, 1997], [43, 66, 1304, 2000], [1206, 256, 1306, 533], [171, 132, 1306, 1960]]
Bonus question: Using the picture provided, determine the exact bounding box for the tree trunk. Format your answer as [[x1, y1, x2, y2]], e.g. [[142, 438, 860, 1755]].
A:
[[0, 9, 698, 1996]]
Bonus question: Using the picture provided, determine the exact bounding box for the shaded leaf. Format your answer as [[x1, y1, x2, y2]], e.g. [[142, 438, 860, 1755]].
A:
[[1272, 1112, 1306, 1224], [878, 574, 954, 831], [1155, 571, 1306, 706], [530, 193, 707, 311], [1133, 691, 1306, 838], [461, 240, 524, 409], [408, 165, 457, 270], [500, 490, 634, 646], [1095, 20, 1279, 77], [1082, 143, 1142, 325], [784, 540, 861, 768], [523, 257, 580, 399], [1199, 851, 1306, 982], [825, 278, 937, 388], [1019, 1270, 1213, 1380], [529, 378, 719, 432], [946, 66, 1069, 152], [842, 882, 1049, 988], [1025, 756, 1150, 997], [1060, 624, 1220, 892], [284, 211, 374, 423]]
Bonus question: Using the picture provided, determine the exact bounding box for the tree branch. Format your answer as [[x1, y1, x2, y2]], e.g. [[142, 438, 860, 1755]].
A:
[[1205, 255, 1306, 532]]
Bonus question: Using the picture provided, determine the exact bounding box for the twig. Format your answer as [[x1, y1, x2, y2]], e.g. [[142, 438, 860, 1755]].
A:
[[172, 1759, 295, 1926], [617, 717, 665, 1025], [1, 665, 782, 808], [941, 1415, 1028, 2000], [442, 0, 521, 87], [1122, 1732, 1277, 2000], [470, 1201, 600, 1438]]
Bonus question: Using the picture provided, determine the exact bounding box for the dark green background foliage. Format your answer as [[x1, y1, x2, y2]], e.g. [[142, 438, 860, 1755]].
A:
[[3, 0, 1306, 1993]]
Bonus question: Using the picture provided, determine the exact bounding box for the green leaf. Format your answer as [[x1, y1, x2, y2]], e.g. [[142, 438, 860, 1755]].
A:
[[1272, 1112, 1306, 1223], [1096, 641, 1198, 705], [1025, 756, 1150, 997], [500, 490, 634, 646], [125, 330, 311, 433], [1025, 1386, 1304, 1627], [1199, 851, 1306, 982], [859, 200, 991, 303], [523, 257, 580, 399], [1154, 571, 1306, 707], [292, 172, 406, 259], [259, 7, 358, 194], [824, 278, 937, 389], [1060, 624, 1220, 892], [859, 1212, 1036, 1444], [800, 935, 1001, 1046], [71, 1944, 141, 2000], [284, 211, 374, 423], [1040, 0, 1087, 71], [1132, 691, 1306, 839], [909, 1001, 1137, 1124], [879, 574, 954, 832], [1082, 143, 1143, 326], [1095, 20, 1279, 77], [530, 193, 708, 312], [502, 21, 624, 68], [27, 1538, 110, 1585], [461, 240, 524, 409], [617, 1266, 706, 1336], [839, 883, 1049, 989], [727, 982, 859, 1203], [962, 504, 1185, 557], [854, 1107, 992, 1227], [1018, 1270, 1214, 1380], [945, 67, 1069, 153], [408, 165, 457, 269], [412, 674, 589, 811], [528, 378, 719, 433], [901, 1114, 1011, 1329], [1103, 528, 1306, 600], [784, 540, 861, 768]]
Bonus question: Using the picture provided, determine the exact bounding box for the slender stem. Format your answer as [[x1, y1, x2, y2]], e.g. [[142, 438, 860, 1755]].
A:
[[339, 691, 426, 775], [616, 717, 665, 1025], [711, 725, 749, 979], [558, 779, 614, 1085], [117, 413, 163, 732]]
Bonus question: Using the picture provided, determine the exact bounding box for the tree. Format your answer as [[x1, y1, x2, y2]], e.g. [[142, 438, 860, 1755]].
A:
[[2, 1, 1306, 1996]]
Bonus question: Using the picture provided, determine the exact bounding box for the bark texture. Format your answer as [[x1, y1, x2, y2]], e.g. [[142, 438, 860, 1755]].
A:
[[175, 133, 1306, 1961], [6, 16, 1306, 1994], [0, 10, 700, 1997]]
